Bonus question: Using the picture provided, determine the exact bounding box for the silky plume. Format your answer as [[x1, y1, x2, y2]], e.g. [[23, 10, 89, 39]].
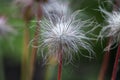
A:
[[31, 10, 95, 63]]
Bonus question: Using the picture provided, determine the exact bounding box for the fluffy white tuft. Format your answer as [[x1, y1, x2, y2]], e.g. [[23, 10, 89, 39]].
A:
[[33, 10, 95, 62], [99, 8, 120, 50]]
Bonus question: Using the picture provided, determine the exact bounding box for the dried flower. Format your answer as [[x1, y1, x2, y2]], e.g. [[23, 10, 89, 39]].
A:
[[32, 10, 95, 62], [99, 8, 120, 50]]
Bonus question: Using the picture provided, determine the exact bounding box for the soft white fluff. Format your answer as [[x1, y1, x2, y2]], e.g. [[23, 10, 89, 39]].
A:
[[99, 8, 120, 50], [35, 10, 94, 62]]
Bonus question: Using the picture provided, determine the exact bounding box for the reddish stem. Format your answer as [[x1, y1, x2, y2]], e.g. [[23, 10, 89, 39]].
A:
[[98, 50, 110, 80], [111, 44, 120, 80], [57, 50, 63, 80], [98, 38, 111, 80]]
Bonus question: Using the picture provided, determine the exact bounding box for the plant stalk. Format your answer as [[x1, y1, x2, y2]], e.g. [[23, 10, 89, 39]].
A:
[[21, 3, 33, 80], [98, 38, 111, 80], [57, 50, 63, 80], [28, 1, 42, 80], [111, 44, 120, 80], [21, 24, 30, 80]]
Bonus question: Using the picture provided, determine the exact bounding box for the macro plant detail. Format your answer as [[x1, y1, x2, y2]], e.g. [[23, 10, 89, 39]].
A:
[[34, 0, 96, 80], [99, 9, 120, 49], [1, 0, 120, 80], [38, 10, 94, 62]]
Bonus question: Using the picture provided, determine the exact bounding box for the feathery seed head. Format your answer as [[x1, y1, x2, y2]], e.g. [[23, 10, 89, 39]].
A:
[[36, 10, 94, 62], [99, 8, 120, 50]]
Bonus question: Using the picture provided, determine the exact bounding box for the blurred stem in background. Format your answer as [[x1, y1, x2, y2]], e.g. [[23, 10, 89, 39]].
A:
[[98, 37, 112, 80], [28, 0, 43, 80], [45, 56, 57, 80], [21, 1, 33, 80], [111, 44, 120, 80]]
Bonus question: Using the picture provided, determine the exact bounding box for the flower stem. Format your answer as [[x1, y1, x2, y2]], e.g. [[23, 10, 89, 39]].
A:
[[98, 50, 110, 80], [21, 3, 33, 80], [29, 25, 39, 80], [28, 1, 42, 80], [98, 38, 111, 80], [111, 44, 120, 80], [57, 50, 63, 80], [21, 24, 30, 80]]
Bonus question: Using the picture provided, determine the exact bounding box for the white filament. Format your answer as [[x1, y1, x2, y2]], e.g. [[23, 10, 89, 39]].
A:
[[34, 10, 95, 62], [99, 8, 120, 50]]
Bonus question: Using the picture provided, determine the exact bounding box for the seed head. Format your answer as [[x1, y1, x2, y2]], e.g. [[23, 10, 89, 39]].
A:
[[99, 8, 120, 50], [34, 10, 94, 62]]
